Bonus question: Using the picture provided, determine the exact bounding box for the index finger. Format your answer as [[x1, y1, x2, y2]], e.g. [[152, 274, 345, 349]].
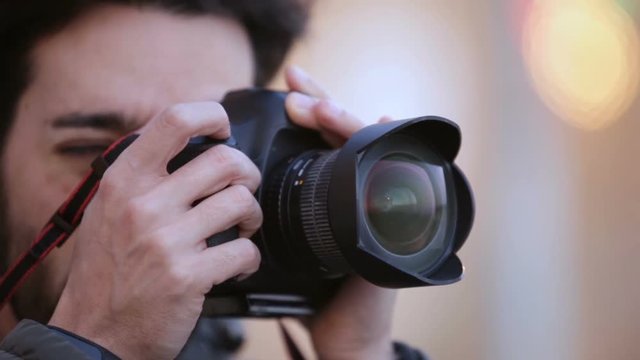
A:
[[117, 102, 231, 175], [285, 65, 330, 99]]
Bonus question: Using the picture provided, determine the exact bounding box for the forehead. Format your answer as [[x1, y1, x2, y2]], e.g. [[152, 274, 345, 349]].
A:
[[24, 4, 253, 128]]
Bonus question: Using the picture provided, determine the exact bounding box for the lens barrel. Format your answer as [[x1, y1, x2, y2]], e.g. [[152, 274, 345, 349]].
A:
[[263, 121, 469, 287], [264, 150, 349, 277]]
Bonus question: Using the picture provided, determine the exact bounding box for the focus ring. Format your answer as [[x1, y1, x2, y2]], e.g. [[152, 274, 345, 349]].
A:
[[299, 150, 349, 275]]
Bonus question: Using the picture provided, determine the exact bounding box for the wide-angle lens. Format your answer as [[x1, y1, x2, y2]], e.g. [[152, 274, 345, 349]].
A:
[[364, 155, 444, 255]]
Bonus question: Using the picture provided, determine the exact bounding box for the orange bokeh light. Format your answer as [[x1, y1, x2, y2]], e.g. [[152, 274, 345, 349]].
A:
[[523, 0, 639, 130]]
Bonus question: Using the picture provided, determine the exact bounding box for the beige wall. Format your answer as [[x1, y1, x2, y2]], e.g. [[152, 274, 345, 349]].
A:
[[575, 94, 640, 360], [241, 1, 640, 359]]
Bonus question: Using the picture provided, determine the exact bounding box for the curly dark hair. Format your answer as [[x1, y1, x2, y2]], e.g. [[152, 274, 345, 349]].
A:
[[0, 0, 310, 273]]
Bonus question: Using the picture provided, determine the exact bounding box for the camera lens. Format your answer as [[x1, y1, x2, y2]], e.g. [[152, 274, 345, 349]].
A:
[[254, 110, 467, 291], [364, 155, 444, 256]]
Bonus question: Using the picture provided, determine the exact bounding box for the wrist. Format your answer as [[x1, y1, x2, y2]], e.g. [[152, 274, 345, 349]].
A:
[[49, 294, 140, 359], [49, 314, 142, 360], [49, 317, 141, 360], [47, 325, 120, 360]]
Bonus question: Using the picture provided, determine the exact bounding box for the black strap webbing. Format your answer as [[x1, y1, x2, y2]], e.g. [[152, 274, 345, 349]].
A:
[[0, 134, 139, 309], [278, 319, 307, 360]]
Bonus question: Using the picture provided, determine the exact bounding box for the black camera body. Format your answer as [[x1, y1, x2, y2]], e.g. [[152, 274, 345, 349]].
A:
[[168, 89, 474, 317]]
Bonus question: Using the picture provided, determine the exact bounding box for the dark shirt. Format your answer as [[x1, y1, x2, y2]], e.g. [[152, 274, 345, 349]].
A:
[[0, 318, 428, 359]]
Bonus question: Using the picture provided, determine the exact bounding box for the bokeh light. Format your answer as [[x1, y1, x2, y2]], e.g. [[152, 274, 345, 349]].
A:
[[522, 0, 640, 130]]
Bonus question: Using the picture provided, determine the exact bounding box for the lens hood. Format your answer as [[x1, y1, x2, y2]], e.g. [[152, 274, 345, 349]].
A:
[[329, 117, 474, 287]]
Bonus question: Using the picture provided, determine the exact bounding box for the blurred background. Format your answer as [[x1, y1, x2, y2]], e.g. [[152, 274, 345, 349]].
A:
[[239, 0, 640, 359]]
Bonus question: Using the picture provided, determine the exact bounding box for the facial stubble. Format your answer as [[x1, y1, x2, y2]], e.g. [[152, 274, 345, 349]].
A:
[[0, 171, 61, 323]]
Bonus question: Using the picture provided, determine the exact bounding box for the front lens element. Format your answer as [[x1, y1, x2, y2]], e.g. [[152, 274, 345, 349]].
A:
[[364, 155, 445, 255]]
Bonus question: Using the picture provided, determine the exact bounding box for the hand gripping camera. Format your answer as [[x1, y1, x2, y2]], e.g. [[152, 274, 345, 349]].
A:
[[168, 89, 474, 317]]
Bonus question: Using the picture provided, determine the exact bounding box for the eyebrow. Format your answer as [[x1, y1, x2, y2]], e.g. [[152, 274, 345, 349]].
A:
[[51, 112, 132, 132]]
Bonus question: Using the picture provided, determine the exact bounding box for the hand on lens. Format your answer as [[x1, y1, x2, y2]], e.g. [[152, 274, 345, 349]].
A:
[[284, 65, 396, 360], [48, 102, 263, 359], [284, 66, 393, 148]]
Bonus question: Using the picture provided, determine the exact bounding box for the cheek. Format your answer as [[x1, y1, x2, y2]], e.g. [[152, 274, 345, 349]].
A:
[[4, 147, 80, 240], [2, 122, 84, 298]]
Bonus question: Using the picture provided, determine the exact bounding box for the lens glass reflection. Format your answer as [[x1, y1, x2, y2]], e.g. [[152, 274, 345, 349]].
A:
[[364, 155, 445, 255]]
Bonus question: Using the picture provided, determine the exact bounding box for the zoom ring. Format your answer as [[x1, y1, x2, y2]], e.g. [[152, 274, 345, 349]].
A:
[[299, 151, 349, 275]]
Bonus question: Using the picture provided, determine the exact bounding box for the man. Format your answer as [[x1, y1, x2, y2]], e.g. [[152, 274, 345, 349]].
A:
[[0, 1, 424, 358]]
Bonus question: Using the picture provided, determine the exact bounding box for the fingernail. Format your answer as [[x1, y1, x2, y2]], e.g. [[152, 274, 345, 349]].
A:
[[289, 92, 316, 113]]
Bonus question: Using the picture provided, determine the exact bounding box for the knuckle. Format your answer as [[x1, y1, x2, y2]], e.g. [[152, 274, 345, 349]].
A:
[[235, 157, 261, 189], [244, 200, 263, 227], [247, 165, 262, 191], [204, 102, 231, 136], [238, 205, 262, 239], [252, 197, 263, 216], [146, 228, 171, 245], [204, 147, 260, 189], [206, 101, 226, 116], [166, 265, 196, 293], [206, 145, 240, 167], [144, 231, 174, 263], [166, 263, 191, 284], [160, 104, 192, 132], [228, 185, 255, 210], [235, 238, 261, 271], [321, 109, 341, 127], [124, 196, 157, 225], [226, 153, 250, 179]]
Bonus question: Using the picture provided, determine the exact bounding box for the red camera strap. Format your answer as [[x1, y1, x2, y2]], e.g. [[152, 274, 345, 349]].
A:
[[0, 134, 139, 310]]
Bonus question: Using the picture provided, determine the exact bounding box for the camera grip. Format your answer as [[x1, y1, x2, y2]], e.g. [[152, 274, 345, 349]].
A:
[[206, 227, 239, 247]]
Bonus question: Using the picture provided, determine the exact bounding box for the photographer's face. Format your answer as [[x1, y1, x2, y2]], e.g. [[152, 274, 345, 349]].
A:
[[0, 4, 253, 322]]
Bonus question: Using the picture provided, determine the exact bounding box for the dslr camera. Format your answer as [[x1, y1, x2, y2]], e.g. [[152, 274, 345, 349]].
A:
[[168, 89, 474, 317]]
